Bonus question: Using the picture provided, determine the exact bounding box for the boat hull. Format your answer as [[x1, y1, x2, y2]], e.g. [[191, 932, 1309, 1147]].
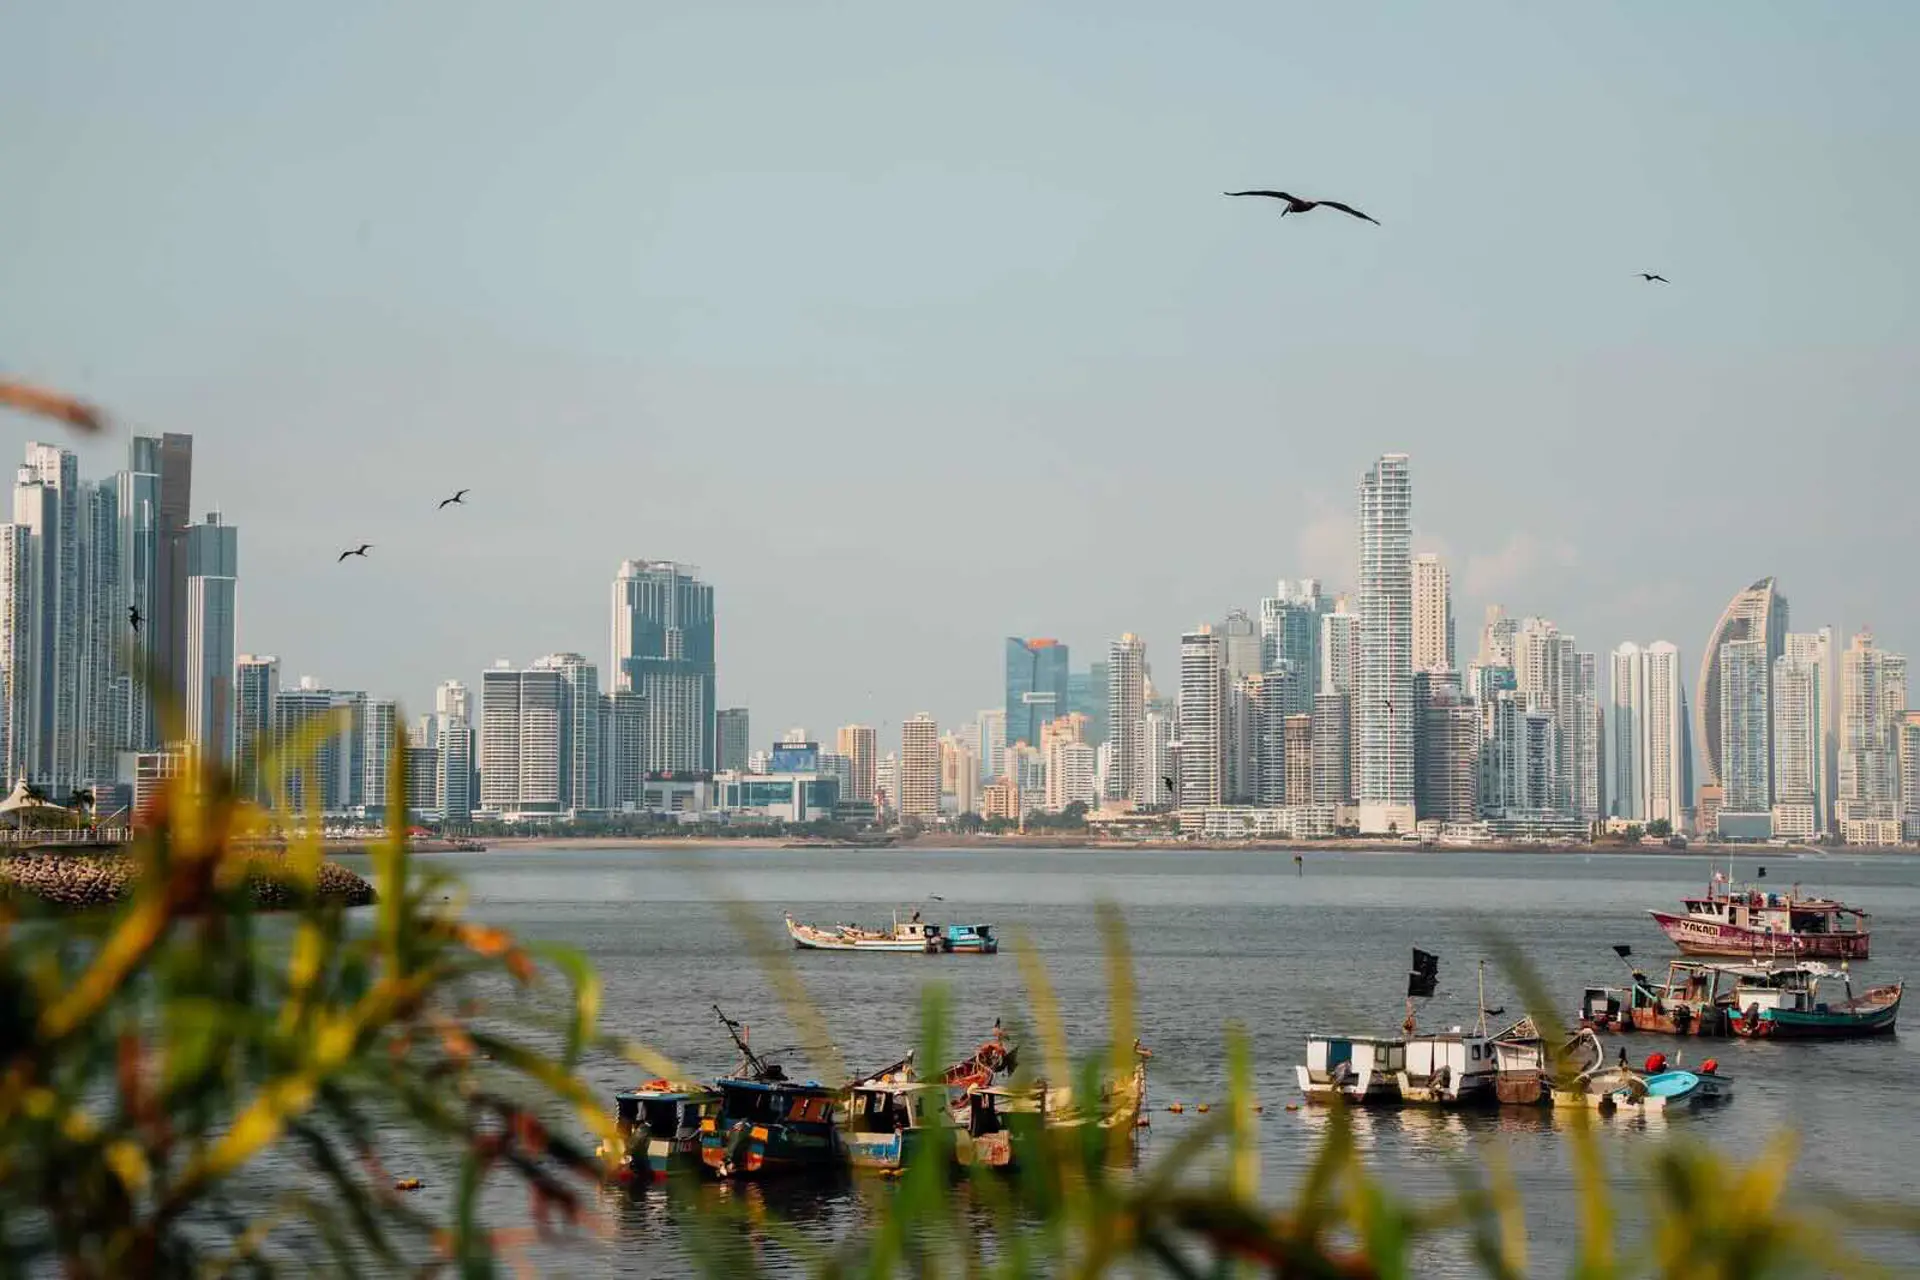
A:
[[1650, 911, 1870, 960], [1731, 986, 1901, 1040], [1294, 1064, 1400, 1106], [699, 1119, 841, 1179], [1627, 1004, 1729, 1037]]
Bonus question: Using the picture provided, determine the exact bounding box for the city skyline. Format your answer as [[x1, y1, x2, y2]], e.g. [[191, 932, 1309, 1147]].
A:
[[8, 5, 1918, 748]]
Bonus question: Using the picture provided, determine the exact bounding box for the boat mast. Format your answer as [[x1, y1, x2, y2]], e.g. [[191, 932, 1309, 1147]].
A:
[[1476, 960, 1487, 1038], [713, 1004, 774, 1080]]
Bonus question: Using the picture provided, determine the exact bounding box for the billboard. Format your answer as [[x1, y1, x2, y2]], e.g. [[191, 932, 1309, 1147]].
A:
[[768, 743, 819, 774]]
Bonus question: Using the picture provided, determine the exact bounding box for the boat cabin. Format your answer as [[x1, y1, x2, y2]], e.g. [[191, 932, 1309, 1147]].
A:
[[846, 1082, 934, 1134], [1404, 1032, 1494, 1081], [1297, 1034, 1406, 1102], [1680, 890, 1867, 939], [716, 1078, 840, 1128], [941, 923, 997, 953], [1732, 963, 1835, 1015], [615, 1086, 718, 1141]]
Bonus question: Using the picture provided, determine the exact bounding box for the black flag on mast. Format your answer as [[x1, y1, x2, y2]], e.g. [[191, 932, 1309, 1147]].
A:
[[1408, 948, 1439, 999], [1612, 944, 1633, 958]]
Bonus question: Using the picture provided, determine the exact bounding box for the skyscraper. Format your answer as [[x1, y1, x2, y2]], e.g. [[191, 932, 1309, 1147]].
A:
[[1177, 626, 1224, 807], [1411, 553, 1454, 673], [1696, 578, 1788, 795], [1105, 634, 1147, 804], [1218, 610, 1261, 682], [272, 680, 337, 815], [1416, 679, 1479, 823], [535, 653, 602, 812], [1771, 651, 1821, 839], [899, 714, 939, 821], [1783, 628, 1836, 835], [836, 724, 877, 802], [436, 709, 477, 823], [113, 441, 161, 753], [1309, 692, 1351, 805], [153, 433, 193, 719], [1609, 643, 1649, 820], [361, 698, 400, 811], [1261, 579, 1325, 707], [435, 680, 472, 724], [1067, 662, 1110, 747], [717, 707, 751, 773], [1319, 608, 1357, 695], [1356, 453, 1414, 827], [1838, 632, 1906, 835], [1143, 709, 1175, 809], [1045, 739, 1095, 812], [976, 708, 1006, 782], [601, 689, 646, 810], [479, 660, 565, 816], [1644, 642, 1685, 828], [182, 513, 238, 766], [233, 654, 279, 805], [1718, 639, 1773, 821], [1004, 637, 1069, 749], [610, 560, 715, 773], [1246, 667, 1299, 807], [1284, 714, 1313, 807]]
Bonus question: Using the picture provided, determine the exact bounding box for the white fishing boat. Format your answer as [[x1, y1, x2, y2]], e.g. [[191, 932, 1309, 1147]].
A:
[[1398, 962, 1501, 1106], [784, 910, 941, 952], [1295, 1035, 1406, 1105]]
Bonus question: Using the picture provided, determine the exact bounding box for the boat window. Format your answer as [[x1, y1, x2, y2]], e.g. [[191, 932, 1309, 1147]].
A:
[[642, 1099, 682, 1134]]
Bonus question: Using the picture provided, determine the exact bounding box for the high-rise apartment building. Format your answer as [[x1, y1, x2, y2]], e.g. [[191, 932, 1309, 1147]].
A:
[[1319, 608, 1357, 695], [436, 711, 476, 823], [716, 707, 751, 773], [1411, 553, 1454, 673], [1696, 578, 1788, 795], [1356, 454, 1414, 827], [601, 689, 646, 810], [1143, 710, 1174, 808], [1005, 637, 1069, 749], [152, 433, 193, 721], [111, 441, 161, 754], [1783, 629, 1836, 834], [1771, 651, 1821, 839], [1177, 626, 1224, 807], [1611, 640, 1685, 826], [233, 654, 279, 805], [835, 723, 877, 802], [1284, 714, 1314, 806], [899, 713, 940, 821], [1900, 711, 1920, 840], [183, 513, 238, 766], [1309, 692, 1351, 805], [1416, 680, 1479, 824], [976, 708, 1006, 782], [1067, 662, 1110, 747], [1477, 605, 1516, 667], [610, 560, 715, 773], [360, 698, 399, 811], [1838, 632, 1906, 833], [533, 653, 602, 812], [479, 660, 565, 816], [1045, 739, 1095, 812], [271, 680, 337, 815], [1218, 610, 1261, 682], [1261, 579, 1325, 708], [435, 680, 472, 724], [1246, 667, 1300, 807], [1105, 634, 1147, 804], [1718, 639, 1773, 821]]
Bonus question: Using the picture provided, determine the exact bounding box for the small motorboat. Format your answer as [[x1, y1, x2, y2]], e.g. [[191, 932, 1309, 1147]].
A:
[[1296, 1035, 1405, 1106], [1608, 1057, 1734, 1113], [610, 1080, 722, 1181]]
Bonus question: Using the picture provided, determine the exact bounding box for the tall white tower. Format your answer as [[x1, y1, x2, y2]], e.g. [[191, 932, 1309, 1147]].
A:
[[1356, 454, 1413, 829]]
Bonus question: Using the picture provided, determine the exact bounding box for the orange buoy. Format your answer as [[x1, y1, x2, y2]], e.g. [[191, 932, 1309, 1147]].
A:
[[1196, 1103, 1211, 1113], [1284, 1103, 1301, 1112], [1166, 1102, 1185, 1113], [395, 1178, 423, 1191]]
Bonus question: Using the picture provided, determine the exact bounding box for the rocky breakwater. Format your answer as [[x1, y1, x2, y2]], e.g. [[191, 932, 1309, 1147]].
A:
[[0, 847, 377, 910]]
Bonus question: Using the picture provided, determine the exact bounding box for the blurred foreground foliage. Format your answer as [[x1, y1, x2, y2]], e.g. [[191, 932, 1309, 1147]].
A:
[[2, 727, 1916, 1278]]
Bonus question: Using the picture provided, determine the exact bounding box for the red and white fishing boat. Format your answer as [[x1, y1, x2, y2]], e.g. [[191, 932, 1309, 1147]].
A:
[[1649, 869, 1869, 960]]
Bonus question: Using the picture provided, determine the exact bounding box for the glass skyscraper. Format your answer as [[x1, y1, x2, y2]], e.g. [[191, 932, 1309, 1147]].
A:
[[1004, 637, 1069, 750], [611, 560, 716, 774]]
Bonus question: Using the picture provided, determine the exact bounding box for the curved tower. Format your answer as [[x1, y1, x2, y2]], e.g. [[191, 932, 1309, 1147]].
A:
[[1695, 578, 1787, 792]]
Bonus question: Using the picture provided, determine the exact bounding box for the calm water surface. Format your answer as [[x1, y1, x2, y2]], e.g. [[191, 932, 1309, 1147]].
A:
[[335, 846, 1920, 1276]]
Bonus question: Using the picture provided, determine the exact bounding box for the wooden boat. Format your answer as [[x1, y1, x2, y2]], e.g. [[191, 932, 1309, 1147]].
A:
[[1729, 963, 1903, 1040], [1547, 1033, 1640, 1110], [1621, 959, 1745, 1037], [1649, 870, 1869, 959], [1295, 1035, 1405, 1105], [611, 1080, 722, 1180], [1398, 963, 1505, 1106], [785, 910, 943, 952], [842, 1026, 1021, 1173], [938, 923, 999, 954], [1490, 1019, 1600, 1107], [957, 1041, 1150, 1170]]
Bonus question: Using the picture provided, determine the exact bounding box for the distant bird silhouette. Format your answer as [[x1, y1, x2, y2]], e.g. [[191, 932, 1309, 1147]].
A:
[[127, 605, 142, 633], [1224, 190, 1380, 225], [338, 544, 373, 562], [928, 894, 944, 902], [438, 488, 469, 509], [1638, 273, 1670, 283], [1163, 775, 1177, 794], [0, 377, 107, 435]]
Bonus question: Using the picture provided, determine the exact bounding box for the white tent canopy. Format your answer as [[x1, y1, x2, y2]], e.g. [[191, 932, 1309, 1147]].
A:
[[0, 780, 66, 815]]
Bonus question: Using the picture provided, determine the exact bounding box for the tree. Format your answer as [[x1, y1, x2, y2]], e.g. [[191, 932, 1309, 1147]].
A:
[[1648, 818, 1673, 839], [1624, 824, 1645, 844]]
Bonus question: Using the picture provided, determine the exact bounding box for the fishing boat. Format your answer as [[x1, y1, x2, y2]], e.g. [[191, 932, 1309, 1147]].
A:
[[1729, 963, 1903, 1040], [1295, 1035, 1406, 1105], [1620, 956, 1745, 1037], [697, 1006, 864, 1179], [1490, 1020, 1602, 1107], [842, 1026, 1021, 1173], [1649, 869, 1870, 959], [957, 1041, 1150, 1170], [1548, 1035, 1645, 1110], [785, 910, 944, 952], [611, 1080, 722, 1181], [939, 923, 999, 954], [1398, 961, 1508, 1106]]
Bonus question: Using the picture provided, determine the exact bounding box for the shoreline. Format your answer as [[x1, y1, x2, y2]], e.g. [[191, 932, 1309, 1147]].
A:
[[387, 834, 1913, 857]]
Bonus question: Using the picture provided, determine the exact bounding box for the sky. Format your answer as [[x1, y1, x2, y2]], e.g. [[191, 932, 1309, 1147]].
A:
[[4, 1, 1917, 749]]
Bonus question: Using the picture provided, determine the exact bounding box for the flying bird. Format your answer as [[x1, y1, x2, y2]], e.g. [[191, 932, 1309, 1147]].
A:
[[1638, 273, 1670, 283], [338, 544, 373, 562], [438, 488, 469, 509], [1162, 775, 1177, 794], [0, 377, 107, 435], [127, 605, 142, 633], [1223, 190, 1380, 225]]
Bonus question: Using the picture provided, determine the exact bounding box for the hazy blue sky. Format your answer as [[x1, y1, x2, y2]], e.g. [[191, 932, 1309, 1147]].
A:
[[5, 2, 1916, 746]]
